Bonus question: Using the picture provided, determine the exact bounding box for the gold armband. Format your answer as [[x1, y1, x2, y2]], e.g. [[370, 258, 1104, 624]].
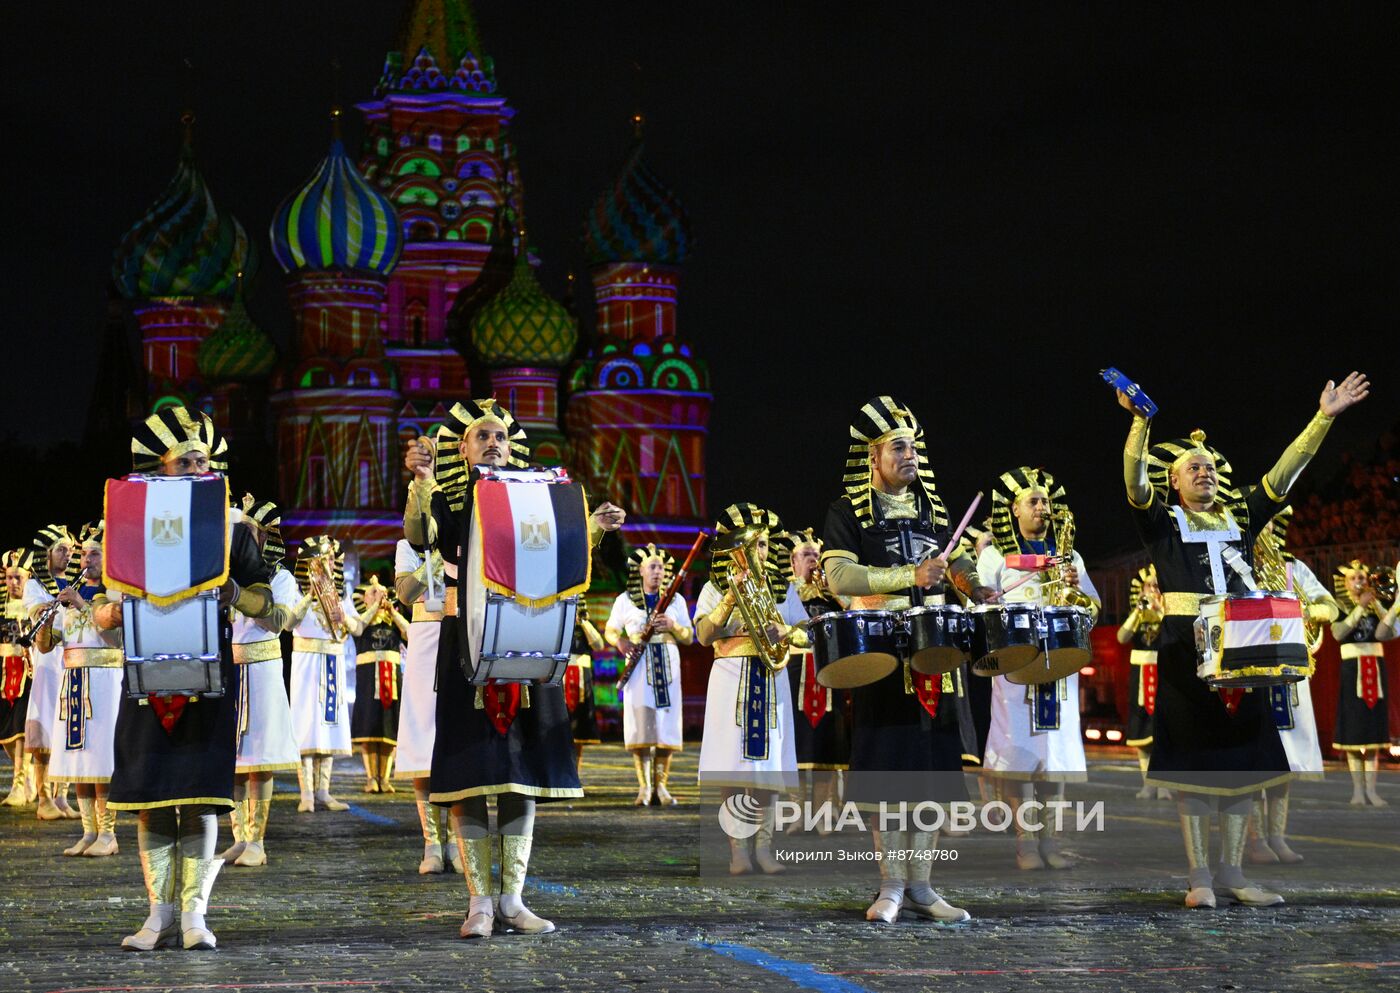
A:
[[866, 564, 917, 595], [403, 479, 440, 545], [1124, 414, 1152, 509], [1262, 410, 1333, 502], [234, 583, 273, 619], [707, 600, 736, 627]]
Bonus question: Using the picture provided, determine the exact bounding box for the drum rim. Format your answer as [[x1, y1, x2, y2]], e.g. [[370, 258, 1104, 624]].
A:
[[1040, 604, 1093, 618], [810, 609, 899, 622], [904, 604, 966, 617], [969, 602, 1039, 615], [1199, 591, 1299, 606]]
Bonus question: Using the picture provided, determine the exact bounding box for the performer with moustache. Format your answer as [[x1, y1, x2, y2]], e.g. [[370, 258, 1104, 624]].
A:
[[1331, 560, 1396, 806]]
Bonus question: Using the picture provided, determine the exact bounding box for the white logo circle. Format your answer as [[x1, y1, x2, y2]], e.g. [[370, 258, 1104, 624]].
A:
[[716, 793, 764, 840]]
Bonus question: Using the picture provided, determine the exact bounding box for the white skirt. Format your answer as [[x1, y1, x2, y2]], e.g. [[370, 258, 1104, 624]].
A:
[[290, 650, 351, 756], [235, 657, 299, 773], [24, 647, 64, 754], [1278, 679, 1324, 778], [48, 667, 122, 783], [394, 621, 440, 779], [983, 674, 1087, 781], [622, 646, 684, 750], [697, 657, 796, 790]]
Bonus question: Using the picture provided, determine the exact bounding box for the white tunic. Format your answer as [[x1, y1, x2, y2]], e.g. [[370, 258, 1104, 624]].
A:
[[694, 581, 796, 790], [606, 591, 688, 750], [46, 586, 122, 784], [1276, 559, 1326, 777], [22, 579, 63, 754], [393, 540, 442, 778], [289, 589, 357, 757], [977, 545, 1096, 781], [232, 568, 299, 773]]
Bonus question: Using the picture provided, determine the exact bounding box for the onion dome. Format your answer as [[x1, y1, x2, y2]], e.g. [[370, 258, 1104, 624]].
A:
[[112, 120, 255, 300], [198, 278, 276, 381], [470, 237, 577, 367], [270, 122, 402, 276], [583, 126, 691, 266]]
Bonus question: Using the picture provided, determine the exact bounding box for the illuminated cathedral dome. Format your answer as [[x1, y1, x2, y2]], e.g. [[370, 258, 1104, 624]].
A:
[[470, 243, 577, 366], [197, 281, 276, 380], [583, 127, 692, 266], [112, 119, 255, 300], [270, 124, 402, 275]]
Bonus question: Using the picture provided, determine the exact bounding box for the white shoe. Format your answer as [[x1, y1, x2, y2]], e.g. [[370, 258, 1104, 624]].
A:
[[460, 897, 494, 939], [865, 894, 902, 923], [297, 792, 314, 813], [495, 905, 555, 934], [234, 842, 266, 867], [122, 906, 178, 951], [36, 797, 64, 821], [315, 792, 349, 812], [1245, 836, 1279, 865], [82, 834, 119, 858], [1135, 784, 1154, 799], [902, 894, 971, 923], [183, 926, 217, 950], [63, 833, 97, 857], [1267, 836, 1303, 864], [219, 841, 247, 864], [419, 843, 445, 875], [1224, 884, 1284, 907], [1185, 886, 1217, 909]]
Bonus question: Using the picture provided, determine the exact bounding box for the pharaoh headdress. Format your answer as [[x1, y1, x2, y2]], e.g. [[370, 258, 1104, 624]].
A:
[[780, 528, 822, 585], [712, 503, 787, 602], [626, 543, 675, 609], [433, 398, 531, 511], [989, 466, 1067, 556], [293, 536, 345, 598], [844, 396, 948, 530], [239, 493, 286, 569], [131, 406, 228, 472], [1, 549, 34, 611], [30, 524, 76, 594], [1333, 560, 1368, 613]]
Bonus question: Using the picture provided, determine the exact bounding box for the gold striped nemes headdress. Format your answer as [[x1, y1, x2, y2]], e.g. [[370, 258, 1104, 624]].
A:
[[845, 396, 947, 530], [1129, 563, 1158, 600], [989, 466, 1066, 556], [239, 493, 286, 568], [711, 503, 787, 601], [1144, 429, 1236, 505], [131, 406, 228, 472], [434, 398, 530, 511], [626, 543, 675, 608]]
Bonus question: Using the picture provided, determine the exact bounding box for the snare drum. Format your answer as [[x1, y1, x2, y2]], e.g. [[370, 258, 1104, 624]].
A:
[[121, 593, 224, 698], [1005, 605, 1094, 685], [810, 610, 900, 689], [905, 604, 970, 675], [969, 603, 1041, 676], [1195, 591, 1308, 689]]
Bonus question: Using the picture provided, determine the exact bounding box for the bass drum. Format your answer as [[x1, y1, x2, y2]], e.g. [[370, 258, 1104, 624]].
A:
[[1005, 605, 1094, 685], [905, 604, 970, 675], [810, 610, 900, 689], [969, 603, 1040, 677]]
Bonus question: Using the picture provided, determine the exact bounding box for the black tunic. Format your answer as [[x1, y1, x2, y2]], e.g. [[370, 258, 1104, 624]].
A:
[[1132, 489, 1289, 795], [425, 473, 582, 805], [1332, 610, 1391, 749], [565, 625, 600, 745], [1125, 628, 1159, 748], [109, 524, 271, 811], [822, 495, 969, 806], [786, 589, 852, 769], [351, 618, 402, 744]]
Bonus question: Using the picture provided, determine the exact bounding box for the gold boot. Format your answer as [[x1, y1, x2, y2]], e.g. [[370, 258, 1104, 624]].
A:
[[496, 834, 555, 933], [63, 795, 97, 855], [654, 749, 678, 806], [219, 796, 247, 863], [315, 756, 349, 811], [903, 830, 970, 922], [121, 841, 178, 950], [379, 749, 396, 793], [1180, 812, 1215, 908], [417, 793, 444, 875], [83, 797, 119, 857], [179, 856, 225, 949], [297, 756, 315, 813], [866, 830, 906, 922], [752, 799, 785, 874], [361, 748, 379, 793], [631, 749, 653, 806], [1245, 794, 1278, 864], [1266, 790, 1302, 863], [236, 799, 270, 867], [1217, 812, 1283, 906], [456, 834, 495, 938]]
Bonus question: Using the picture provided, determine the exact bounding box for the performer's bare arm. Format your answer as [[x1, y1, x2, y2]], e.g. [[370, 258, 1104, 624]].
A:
[[1260, 373, 1369, 502]]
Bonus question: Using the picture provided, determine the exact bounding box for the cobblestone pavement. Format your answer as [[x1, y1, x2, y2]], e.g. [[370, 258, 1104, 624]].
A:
[[1, 748, 1396, 993]]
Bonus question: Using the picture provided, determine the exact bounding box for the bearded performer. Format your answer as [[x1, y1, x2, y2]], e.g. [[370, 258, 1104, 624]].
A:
[[777, 528, 850, 828], [1, 549, 35, 806], [350, 576, 407, 793], [1331, 560, 1395, 806], [977, 467, 1099, 872], [1116, 371, 1368, 909], [97, 406, 275, 950], [403, 398, 625, 938], [1244, 509, 1337, 863], [23, 525, 79, 820], [822, 396, 994, 925], [565, 604, 604, 773], [696, 503, 797, 875], [220, 497, 300, 869], [607, 544, 692, 806], [1117, 565, 1168, 799]]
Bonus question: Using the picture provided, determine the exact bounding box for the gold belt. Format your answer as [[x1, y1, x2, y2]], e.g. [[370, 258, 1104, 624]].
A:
[[357, 650, 402, 666], [1340, 642, 1385, 660], [851, 594, 910, 611], [441, 587, 459, 618], [412, 602, 444, 623], [293, 637, 343, 655], [0, 644, 25, 657], [63, 647, 124, 669], [1129, 649, 1158, 666], [714, 636, 759, 659], [1163, 592, 1206, 617], [231, 639, 283, 664]]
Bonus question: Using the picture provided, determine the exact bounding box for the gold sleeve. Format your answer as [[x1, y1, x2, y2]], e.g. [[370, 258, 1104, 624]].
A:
[[403, 479, 440, 546], [1124, 415, 1152, 509], [91, 596, 123, 631], [671, 624, 695, 646], [823, 556, 916, 597], [587, 514, 606, 549], [262, 602, 298, 633], [233, 583, 273, 619], [288, 593, 314, 627], [395, 569, 427, 606], [1261, 410, 1334, 503]]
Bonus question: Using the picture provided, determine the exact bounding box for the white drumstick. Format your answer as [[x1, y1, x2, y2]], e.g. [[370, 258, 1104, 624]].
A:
[[941, 491, 983, 560]]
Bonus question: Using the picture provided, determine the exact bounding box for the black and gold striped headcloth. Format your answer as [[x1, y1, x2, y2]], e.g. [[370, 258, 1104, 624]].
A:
[[780, 528, 821, 584], [958, 518, 991, 560], [1144, 429, 1237, 506], [1332, 559, 1368, 613], [239, 493, 286, 569], [845, 396, 947, 531], [1, 549, 34, 610], [434, 398, 531, 511], [989, 467, 1066, 556], [626, 543, 675, 609], [711, 503, 787, 602], [31, 524, 75, 594], [1268, 505, 1295, 562], [352, 576, 396, 616], [131, 406, 228, 472], [79, 521, 104, 550], [1129, 563, 1158, 601], [293, 536, 345, 598]]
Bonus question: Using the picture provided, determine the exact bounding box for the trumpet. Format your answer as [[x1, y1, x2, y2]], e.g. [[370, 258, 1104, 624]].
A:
[[1365, 566, 1398, 610], [308, 540, 347, 641], [727, 528, 792, 673], [18, 567, 89, 649]]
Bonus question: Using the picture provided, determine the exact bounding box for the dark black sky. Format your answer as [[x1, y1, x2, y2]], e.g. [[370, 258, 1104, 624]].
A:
[[8, 2, 1398, 558]]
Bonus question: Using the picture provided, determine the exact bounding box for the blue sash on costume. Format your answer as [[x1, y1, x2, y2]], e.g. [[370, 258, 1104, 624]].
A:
[[1031, 680, 1061, 732], [323, 654, 339, 723], [1268, 684, 1295, 730], [64, 669, 87, 750], [743, 657, 770, 761], [643, 594, 672, 709]]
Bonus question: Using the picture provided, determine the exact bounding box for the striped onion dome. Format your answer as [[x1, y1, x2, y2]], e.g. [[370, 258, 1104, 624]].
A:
[[112, 126, 255, 300], [583, 132, 691, 266], [197, 280, 276, 381], [270, 133, 402, 275], [470, 245, 577, 367]]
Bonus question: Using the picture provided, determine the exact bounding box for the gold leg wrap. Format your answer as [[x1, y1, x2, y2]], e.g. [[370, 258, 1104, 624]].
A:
[[179, 856, 225, 915], [139, 841, 178, 906], [1179, 812, 1210, 870], [245, 800, 271, 846], [499, 833, 532, 896], [1219, 812, 1248, 869], [457, 835, 494, 898]]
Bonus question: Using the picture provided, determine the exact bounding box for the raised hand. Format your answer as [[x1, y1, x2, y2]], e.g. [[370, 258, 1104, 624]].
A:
[[1319, 372, 1370, 417], [404, 436, 434, 480]]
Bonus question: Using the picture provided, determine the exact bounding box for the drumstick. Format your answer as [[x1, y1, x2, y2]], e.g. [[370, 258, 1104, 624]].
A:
[[940, 491, 983, 561]]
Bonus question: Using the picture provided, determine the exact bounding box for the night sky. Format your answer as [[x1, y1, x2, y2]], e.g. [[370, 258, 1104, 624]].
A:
[[8, 2, 1397, 558]]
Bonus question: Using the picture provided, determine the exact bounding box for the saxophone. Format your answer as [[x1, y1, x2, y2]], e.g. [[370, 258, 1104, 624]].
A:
[[309, 538, 347, 641], [1048, 508, 1096, 612], [727, 529, 792, 673]]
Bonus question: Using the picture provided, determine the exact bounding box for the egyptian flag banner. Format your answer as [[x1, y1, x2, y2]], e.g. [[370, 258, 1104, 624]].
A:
[[104, 474, 231, 605], [1217, 595, 1307, 673], [473, 475, 591, 608]]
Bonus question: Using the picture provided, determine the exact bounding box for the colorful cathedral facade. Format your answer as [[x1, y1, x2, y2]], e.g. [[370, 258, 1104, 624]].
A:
[[106, 0, 711, 574]]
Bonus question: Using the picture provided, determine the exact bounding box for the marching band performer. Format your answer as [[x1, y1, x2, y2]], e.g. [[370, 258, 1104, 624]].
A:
[[1117, 565, 1166, 799], [778, 528, 849, 827], [350, 576, 407, 794], [403, 398, 625, 938], [288, 537, 378, 813], [23, 525, 79, 820], [1, 549, 35, 806], [40, 523, 121, 858], [1331, 560, 1395, 806], [100, 407, 275, 951], [394, 536, 459, 875], [565, 604, 604, 773], [977, 467, 1099, 871], [1116, 371, 1368, 908], [221, 497, 300, 869], [607, 544, 692, 806], [821, 396, 993, 925], [1245, 510, 1336, 863]]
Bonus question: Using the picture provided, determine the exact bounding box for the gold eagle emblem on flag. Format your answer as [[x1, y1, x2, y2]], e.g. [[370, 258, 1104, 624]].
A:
[[520, 516, 552, 551], [151, 513, 185, 547]]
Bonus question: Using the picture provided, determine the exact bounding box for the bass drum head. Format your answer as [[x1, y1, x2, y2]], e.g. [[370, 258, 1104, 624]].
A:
[[465, 516, 487, 674], [1004, 647, 1088, 685], [971, 644, 1040, 677], [816, 651, 899, 689], [909, 644, 968, 676]]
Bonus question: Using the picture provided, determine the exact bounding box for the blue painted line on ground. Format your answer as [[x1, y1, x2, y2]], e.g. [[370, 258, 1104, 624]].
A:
[[695, 941, 871, 993], [528, 875, 580, 896]]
